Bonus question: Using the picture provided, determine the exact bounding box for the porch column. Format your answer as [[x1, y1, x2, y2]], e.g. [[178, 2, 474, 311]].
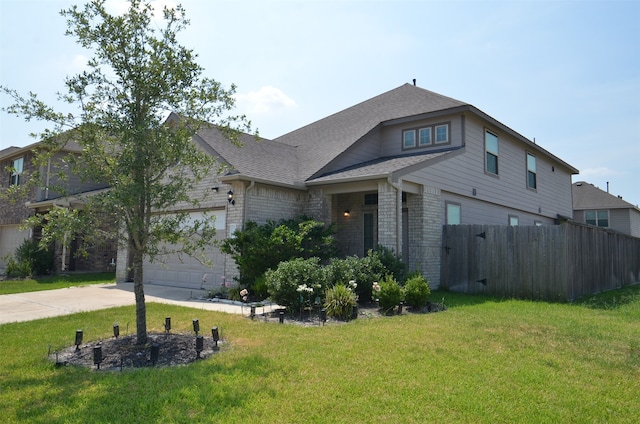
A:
[[377, 180, 400, 255], [421, 186, 442, 289], [305, 188, 333, 226]]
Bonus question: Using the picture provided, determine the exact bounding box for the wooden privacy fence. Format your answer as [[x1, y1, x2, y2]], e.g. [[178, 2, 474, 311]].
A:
[[441, 223, 640, 301]]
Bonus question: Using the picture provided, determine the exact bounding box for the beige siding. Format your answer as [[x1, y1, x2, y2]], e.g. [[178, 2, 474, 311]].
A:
[[406, 114, 574, 222]]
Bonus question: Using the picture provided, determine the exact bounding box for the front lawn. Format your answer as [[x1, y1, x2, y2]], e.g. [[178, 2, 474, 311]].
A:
[[0, 285, 638, 423], [0, 272, 116, 295]]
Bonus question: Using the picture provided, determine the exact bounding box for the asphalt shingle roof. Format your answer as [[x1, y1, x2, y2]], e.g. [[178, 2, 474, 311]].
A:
[[572, 181, 638, 210], [274, 83, 467, 181], [194, 125, 302, 186]]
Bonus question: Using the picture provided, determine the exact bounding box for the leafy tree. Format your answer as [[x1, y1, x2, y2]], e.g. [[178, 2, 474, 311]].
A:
[[1, 0, 252, 344], [219, 215, 338, 294]]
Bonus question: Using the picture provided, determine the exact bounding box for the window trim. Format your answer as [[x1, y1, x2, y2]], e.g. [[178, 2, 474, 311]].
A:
[[418, 127, 432, 146], [585, 210, 609, 228], [435, 124, 449, 144], [10, 157, 24, 186], [526, 152, 537, 190], [403, 130, 416, 149], [485, 129, 499, 176], [402, 122, 451, 151], [445, 201, 461, 225]]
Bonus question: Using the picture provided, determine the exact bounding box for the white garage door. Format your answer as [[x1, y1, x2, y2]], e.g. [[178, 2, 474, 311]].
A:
[[143, 210, 227, 290], [0, 226, 30, 268]]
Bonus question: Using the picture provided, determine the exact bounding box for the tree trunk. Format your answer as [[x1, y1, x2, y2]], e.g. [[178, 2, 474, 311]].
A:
[[132, 248, 148, 345]]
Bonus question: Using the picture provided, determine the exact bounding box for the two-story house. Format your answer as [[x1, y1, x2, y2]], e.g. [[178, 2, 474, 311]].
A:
[[0, 141, 116, 272], [572, 181, 640, 237], [116, 83, 579, 290]]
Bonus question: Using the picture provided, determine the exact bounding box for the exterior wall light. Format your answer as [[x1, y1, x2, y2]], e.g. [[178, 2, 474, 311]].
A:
[[343, 210, 350, 217], [227, 190, 235, 205]]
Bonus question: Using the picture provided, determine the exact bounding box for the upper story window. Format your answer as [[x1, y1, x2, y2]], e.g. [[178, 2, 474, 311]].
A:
[[403, 130, 416, 149], [527, 153, 537, 190], [418, 127, 431, 146], [403, 122, 450, 150], [10, 157, 24, 186], [485, 130, 499, 175], [585, 210, 608, 228], [435, 124, 449, 144]]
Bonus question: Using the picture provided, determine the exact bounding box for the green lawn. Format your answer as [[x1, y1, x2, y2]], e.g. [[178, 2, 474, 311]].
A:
[[0, 285, 638, 423], [0, 272, 116, 295]]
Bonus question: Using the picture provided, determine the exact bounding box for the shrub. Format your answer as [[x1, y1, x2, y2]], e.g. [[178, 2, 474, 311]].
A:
[[324, 252, 386, 302], [324, 284, 357, 320], [264, 257, 325, 310], [373, 245, 407, 283], [403, 274, 431, 309], [6, 238, 53, 278], [219, 216, 337, 293], [5, 257, 32, 278], [377, 275, 403, 313]]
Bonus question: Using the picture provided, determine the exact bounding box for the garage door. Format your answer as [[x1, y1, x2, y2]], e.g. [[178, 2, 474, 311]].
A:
[[0, 226, 30, 268], [143, 210, 227, 290]]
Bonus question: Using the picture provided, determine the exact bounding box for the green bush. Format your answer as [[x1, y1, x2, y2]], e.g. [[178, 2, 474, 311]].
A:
[[264, 257, 325, 311], [324, 252, 386, 302], [374, 245, 407, 283], [5, 257, 32, 278], [403, 274, 431, 309], [324, 284, 358, 320], [377, 275, 403, 313], [6, 238, 53, 278], [219, 216, 337, 295]]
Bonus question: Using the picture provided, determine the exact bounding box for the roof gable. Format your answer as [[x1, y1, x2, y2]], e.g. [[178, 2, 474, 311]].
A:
[[274, 84, 468, 181]]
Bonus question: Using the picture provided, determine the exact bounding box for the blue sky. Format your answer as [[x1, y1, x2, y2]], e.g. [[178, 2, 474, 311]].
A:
[[1, 0, 639, 206]]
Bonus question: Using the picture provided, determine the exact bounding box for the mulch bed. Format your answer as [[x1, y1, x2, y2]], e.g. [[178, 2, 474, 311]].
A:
[[51, 302, 446, 370]]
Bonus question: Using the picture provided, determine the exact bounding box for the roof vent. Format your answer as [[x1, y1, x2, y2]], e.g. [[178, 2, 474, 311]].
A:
[[413, 79, 416, 86]]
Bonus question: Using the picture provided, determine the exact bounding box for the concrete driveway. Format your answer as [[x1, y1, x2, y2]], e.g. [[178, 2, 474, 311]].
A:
[[0, 282, 277, 324]]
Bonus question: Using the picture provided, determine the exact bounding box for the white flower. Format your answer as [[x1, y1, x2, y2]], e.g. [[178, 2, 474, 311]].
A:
[[240, 289, 248, 297]]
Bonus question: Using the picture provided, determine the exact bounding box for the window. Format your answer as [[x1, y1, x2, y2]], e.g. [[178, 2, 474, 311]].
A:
[[418, 127, 432, 146], [403, 122, 450, 149], [527, 153, 537, 189], [363, 213, 374, 255], [585, 210, 609, 228], [364, 193, 378, 205], [509, 215, 519, 226], [534, 221, 543, 226], [485, 130, 499, 175], [403, 130, 416, 148], [10, 157, 24, 186], [446, 202, 461, 225], [435, 124, 449, 144]]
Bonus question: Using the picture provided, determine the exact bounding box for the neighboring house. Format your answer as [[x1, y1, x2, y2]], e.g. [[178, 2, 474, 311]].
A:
[[0, 141, 116, 272], [116, 83, 579, 290], [572, 181, 640, 237]]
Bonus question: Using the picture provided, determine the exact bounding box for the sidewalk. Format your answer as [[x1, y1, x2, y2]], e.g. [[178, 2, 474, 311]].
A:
[[0, 282, 279, 324]]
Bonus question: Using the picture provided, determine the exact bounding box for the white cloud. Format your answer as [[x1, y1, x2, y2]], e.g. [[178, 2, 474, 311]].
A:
[[235, 86, 297, 115]]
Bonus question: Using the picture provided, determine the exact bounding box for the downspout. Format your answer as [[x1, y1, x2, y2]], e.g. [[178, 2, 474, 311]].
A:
[[387, 176, 402, 256], [243, 180, 255, 225], [52, 202, 66, 271]]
